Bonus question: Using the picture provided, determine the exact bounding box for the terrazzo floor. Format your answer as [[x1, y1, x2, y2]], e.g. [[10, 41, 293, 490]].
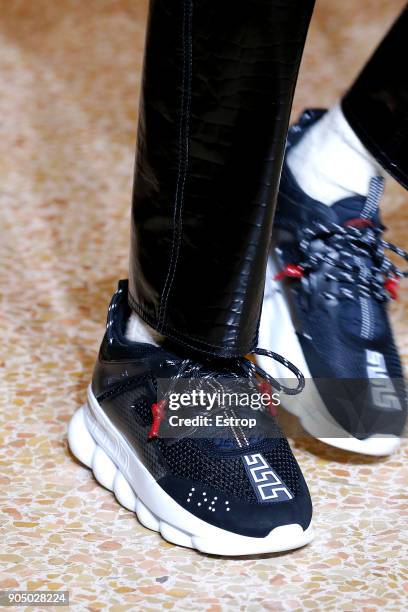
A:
[[1, 1, 407, 610]]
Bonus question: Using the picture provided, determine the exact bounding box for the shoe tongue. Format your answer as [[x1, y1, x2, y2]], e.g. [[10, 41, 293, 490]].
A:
[[331, 176, 384, 226], [332, 178, 386, 346], [331, 194, 369, 223]]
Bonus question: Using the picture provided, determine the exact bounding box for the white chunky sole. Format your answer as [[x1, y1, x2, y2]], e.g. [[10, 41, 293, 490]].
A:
[[258, 258, 401, 457], [68, 386, 314, 556]]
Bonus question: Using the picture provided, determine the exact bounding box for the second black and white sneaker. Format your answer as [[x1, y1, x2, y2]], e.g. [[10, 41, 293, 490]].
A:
[[259, 109, 407, 456]]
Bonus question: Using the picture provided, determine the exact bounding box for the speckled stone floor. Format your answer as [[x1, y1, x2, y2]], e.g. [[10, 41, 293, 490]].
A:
[[1, 1, 407, 610]]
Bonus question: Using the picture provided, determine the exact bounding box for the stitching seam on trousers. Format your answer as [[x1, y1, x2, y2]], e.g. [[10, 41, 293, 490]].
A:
[[128, 293, 256, 357], [158, 0, 193, 329]]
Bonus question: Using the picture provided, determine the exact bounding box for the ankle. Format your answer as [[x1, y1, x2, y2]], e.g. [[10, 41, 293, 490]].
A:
[[126, 312, 164, 346], [287, 104, 384, 205]]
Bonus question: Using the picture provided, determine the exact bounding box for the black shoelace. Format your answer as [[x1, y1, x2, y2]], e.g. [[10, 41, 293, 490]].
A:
[[162, 347, 304, 398], [295, 177, 408, 303], [296, 218, 408, 302], [148, 348, 305, 439]]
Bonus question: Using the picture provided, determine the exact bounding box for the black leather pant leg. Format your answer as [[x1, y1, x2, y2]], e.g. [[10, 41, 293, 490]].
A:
[[129, 0, 315, 358], [342, 6, 408, 189]]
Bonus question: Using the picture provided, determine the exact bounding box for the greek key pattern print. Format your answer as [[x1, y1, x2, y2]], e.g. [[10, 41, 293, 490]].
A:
[[243, 453, 293, 503]]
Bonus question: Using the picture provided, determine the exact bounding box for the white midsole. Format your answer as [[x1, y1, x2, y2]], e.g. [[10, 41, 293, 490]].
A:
[[258, 258, 401, 457], [67, 385, 314, 556]]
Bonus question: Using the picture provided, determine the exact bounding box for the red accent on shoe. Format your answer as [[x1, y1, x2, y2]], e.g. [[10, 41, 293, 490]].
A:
[[274, 264, 303, 282], [384, 274, 399, 300], [148, 399, 167, 439], [257, 380, 278, 417], [343, 218, 374, 229]]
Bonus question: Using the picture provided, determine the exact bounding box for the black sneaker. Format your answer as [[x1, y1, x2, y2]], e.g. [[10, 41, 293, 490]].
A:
[[68, 281, 313, 556], [259, 109, 407, 456]]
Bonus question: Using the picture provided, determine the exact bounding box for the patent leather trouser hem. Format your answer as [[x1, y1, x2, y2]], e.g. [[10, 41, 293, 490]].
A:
[[342, 6, 408, 190], [128, 0, 315, 358]]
